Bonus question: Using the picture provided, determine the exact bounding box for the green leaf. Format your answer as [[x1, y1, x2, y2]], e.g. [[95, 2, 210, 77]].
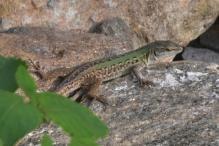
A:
[[36, 92, 108, 144], [41, 134, 53, 146], [0, 139, 3, 146], [0, 56, 26, 92], [70, 138, 99, 146], [16, 65, 37, 95], [0, 90, 43, 146]]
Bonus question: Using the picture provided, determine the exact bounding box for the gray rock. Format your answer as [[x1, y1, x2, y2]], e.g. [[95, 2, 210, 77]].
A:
[[0, 27, 133, 73], [47, 0, 57, 9], [200, 22, 219, 52], [97, 61, 219, 146], [89, 17, 145, 49], [89, 17, 131, 37], [0, 18, 15, 30], [182, 47, 219, 64], [19, 61, 219, 146], [31, 0, 46, 9]]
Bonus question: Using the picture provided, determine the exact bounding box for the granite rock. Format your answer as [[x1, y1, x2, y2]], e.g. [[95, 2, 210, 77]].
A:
[[0, 27, 133, 72], [0, 0, 218, 46], [0, 26, 135, 90], [89, 17, 145, 49], [182, 47, 219, 64]]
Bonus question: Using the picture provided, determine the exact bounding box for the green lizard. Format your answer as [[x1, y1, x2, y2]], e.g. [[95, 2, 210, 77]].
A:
[[48, 40, 183, 104]]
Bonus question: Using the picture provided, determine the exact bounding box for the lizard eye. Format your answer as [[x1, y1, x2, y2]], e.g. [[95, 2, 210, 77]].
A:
[[167, 47, 175, 51]]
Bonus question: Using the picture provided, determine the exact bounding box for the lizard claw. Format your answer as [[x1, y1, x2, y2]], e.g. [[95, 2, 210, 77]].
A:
[[139, 79, 155, 87], [75, 92, 109, 111], [28, 59, 45, 79], [87, 94, 109, 111]]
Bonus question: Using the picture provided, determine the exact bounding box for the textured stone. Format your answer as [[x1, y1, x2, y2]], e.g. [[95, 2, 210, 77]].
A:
[[0, 18, 14, 30], [0, 27, 133, 72], [89, 17, 131, 37], [0, 0, 218, 46], [89, 17, 145, 49], [183, 47, 219, 64], [18, 61, 219, 146], [0, 26, 133, 89], [31, 0, 47, 9]]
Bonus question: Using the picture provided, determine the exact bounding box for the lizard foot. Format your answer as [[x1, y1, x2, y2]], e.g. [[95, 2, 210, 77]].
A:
[[139, 79, 155, 87], [74, 88, 108, 110], [85, 94, 108, 111], [28, 59, 45, 79]]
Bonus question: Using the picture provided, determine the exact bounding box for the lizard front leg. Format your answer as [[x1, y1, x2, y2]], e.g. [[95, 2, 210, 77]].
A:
[[76, 78, 108, 106], [28, 59, 45, 79], [132, 65, 155, 87]]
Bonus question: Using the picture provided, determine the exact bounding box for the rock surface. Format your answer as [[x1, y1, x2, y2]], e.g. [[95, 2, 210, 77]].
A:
[[19, 61, 219, 146], [183, 47, 219, 64], [0, 26, 133, 89], [0, 27, 133, 71], [0, 0, 219, 45], [89, 17, 146, 50]]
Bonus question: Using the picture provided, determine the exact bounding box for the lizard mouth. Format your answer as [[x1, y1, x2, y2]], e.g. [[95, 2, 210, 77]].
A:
[[163, 56, 175, 62], [156, 56, 176, 63]]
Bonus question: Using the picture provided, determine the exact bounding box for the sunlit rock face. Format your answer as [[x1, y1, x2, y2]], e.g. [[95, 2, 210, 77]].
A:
[[0, 0, 219, 46]]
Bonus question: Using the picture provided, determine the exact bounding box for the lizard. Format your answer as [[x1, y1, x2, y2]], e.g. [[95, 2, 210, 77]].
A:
[[43, 40, 183, 105]]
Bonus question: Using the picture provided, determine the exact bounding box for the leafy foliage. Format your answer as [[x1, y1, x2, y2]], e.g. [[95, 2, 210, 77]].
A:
[[0, 139, 3, 146], [36, 92, 108, 140], [0, 56, 108, 146], [41, 134, 53, 146], [0, 90, 42, 146], [70, 138, 99, 146], [0, 57, 25, 92], [16, 65, 37, 96]]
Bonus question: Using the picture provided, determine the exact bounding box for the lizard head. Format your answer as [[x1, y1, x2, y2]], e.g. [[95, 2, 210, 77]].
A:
[[148, 40, 183, 64]]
